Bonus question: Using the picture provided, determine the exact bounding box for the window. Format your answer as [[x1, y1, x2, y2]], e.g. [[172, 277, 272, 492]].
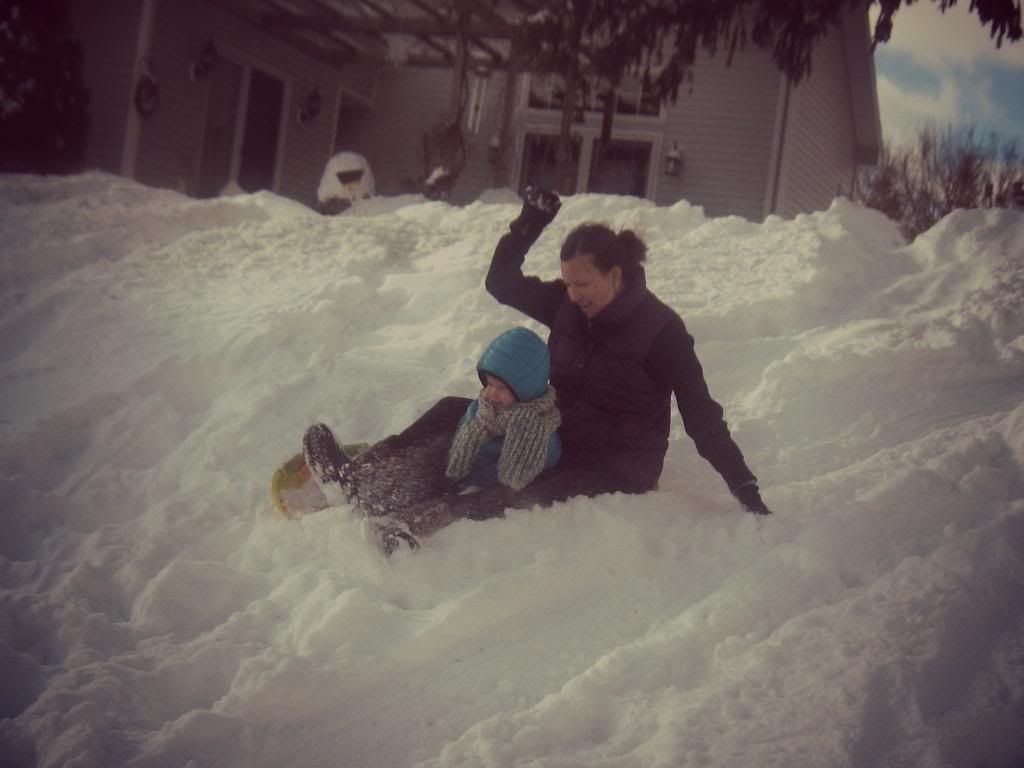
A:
[[527, 74, 660, 117], [518, 133, 581, 195], [613, 75, 661, 117], [587, 139, 652, 197], [527, 74, 567, 111], [517, 133, 654, 199]]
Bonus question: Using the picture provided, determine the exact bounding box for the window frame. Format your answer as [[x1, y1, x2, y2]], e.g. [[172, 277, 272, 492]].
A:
[[524, 72, 664, 119], [514, 125, 665, 201]]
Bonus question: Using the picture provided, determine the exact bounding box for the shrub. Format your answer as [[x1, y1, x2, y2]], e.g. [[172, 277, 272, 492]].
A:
[[856, 124, 1024, 239]]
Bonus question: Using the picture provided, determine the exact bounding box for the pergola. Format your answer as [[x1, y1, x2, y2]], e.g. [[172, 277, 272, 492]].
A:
[[205, 0, 532, 72], [203, 0, 545, 145], [200, 0, 548, 187]]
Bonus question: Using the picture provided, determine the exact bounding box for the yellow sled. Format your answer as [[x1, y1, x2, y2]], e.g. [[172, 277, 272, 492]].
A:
[[270, 443, 370, 520], [270, 453, 326, 520]]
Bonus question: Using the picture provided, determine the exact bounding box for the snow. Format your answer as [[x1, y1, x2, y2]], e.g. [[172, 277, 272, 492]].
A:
[[316, 152, 375, 207], [426, 166, 451, 187], [2, 171, 1023, 768]]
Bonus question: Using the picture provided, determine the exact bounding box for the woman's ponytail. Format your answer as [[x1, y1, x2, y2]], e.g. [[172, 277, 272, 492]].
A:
[[560, 223, 648, 280], [613, 229, 647, 277]]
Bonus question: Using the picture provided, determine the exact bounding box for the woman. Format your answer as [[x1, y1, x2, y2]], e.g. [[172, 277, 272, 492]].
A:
[[483, 187, 770, 515], [306, 189, 769, 555]]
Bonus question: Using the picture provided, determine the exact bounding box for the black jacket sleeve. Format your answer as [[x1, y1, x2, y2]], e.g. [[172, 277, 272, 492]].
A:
[[485, 228, 565, 329], [645, 315, 756, 491]]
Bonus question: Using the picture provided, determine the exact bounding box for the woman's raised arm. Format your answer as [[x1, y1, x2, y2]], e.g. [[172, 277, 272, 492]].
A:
[[485, 188, 565, 328]]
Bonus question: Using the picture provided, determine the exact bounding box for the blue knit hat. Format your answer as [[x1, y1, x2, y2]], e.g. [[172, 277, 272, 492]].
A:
[[477, 327, 550, 402]]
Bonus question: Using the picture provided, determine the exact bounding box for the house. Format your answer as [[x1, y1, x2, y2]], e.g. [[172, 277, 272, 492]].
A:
[[69, 0, 880, 220], [68, 0, 375, 205]]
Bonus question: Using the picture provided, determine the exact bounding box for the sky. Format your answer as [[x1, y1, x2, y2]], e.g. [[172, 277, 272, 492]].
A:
[[871, 1, 1024, 151]]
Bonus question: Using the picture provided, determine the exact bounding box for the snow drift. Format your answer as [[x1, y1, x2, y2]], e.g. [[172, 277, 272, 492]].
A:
[[1, 173, 1023, 768]]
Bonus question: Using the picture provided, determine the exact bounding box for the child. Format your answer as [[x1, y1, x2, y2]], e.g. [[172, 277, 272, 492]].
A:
[[303, 327, 560, 554], [446, 326, 561, 494]]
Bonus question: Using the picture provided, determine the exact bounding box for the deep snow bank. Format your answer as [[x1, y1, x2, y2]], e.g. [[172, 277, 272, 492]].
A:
[[1, 173, 1023, 768]]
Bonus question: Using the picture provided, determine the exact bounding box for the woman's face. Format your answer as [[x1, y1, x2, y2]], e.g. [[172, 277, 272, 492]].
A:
[[482, 373, 516, 406], [560, 253, 623, 318]]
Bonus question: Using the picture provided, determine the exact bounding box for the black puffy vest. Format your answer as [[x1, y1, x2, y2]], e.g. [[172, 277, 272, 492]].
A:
[[548, 277, 676, 490]]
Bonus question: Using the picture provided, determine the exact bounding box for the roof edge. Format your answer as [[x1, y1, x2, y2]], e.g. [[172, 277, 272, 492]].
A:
[[842, 4, 883, 165]]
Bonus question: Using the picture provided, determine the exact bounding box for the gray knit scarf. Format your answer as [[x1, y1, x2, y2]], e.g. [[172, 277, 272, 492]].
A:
[[446, 386, 561, 491]]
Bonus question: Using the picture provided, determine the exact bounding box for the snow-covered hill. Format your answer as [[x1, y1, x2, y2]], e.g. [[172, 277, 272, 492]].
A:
[[2, 172, 1023, 768]]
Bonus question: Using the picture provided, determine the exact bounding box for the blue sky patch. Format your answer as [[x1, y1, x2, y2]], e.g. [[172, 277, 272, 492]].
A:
[[874, 48, 944, 97]]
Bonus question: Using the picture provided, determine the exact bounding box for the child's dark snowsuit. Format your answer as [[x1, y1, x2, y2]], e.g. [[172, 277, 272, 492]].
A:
[[306, 396, 624, 543], [335, 396, 468, 531], [303, 328, 563, 552]]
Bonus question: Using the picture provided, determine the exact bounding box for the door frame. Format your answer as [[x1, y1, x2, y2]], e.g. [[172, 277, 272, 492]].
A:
[[196, 46, 292, 195]]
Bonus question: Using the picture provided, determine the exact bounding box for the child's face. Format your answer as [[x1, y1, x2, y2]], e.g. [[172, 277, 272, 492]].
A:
[[482, 373, 516, 407]]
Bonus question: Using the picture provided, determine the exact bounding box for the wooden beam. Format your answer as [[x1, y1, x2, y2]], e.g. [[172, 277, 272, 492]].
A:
[[460, 0, 517, 32], [261, 10, 513, 38], [405, 0, 507, 66], [203, 0, 362, 71], [311, 0, 388, 46], [394, 51, 503, 70], [341, 0, 460, 64], [217, 0, 509, 72]]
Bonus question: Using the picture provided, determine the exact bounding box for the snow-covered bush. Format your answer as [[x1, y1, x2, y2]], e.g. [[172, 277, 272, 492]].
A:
[[316, 151, 375, 214]]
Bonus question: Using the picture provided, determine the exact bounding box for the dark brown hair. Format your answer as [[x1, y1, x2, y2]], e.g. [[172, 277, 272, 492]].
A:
[[559, 223, 647, 278]]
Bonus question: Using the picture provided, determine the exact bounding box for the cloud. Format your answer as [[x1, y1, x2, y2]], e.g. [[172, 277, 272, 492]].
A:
[[872, 1, 1024, 71], [875, 71, 960, 144], [871, 3, 1024, 148]]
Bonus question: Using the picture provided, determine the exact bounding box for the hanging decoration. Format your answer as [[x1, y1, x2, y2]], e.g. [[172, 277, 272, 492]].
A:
[[423, 6, 471, 199], [190, 38, 218, 81], [133, 58, 159, 118]]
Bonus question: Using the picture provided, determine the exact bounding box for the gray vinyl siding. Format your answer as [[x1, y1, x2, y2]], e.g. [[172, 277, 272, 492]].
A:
[[342, 68, 512, 203], [774, 25, 857, 218], [69, 0, 143, 174], [355, 44, 782, 217], [656, 46, 783, 220], [133, 1, 203, 194], [461, 74, 517, 198], [483, 45, 781, 219], [132, 0, 371, 206], [339, 68, 448, 196], [72, 0, 872, 218], [284, 64, 376, 203]]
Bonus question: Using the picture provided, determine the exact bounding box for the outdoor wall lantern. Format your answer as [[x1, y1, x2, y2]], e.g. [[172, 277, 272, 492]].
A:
[[298, 87, 322, 125], [190, 39, 218, 81], [664, 141, 683, 176], [488, 134, 502, 164]]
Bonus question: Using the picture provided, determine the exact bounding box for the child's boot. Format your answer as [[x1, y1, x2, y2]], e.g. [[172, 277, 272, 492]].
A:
[[303, 423, 349, 493]]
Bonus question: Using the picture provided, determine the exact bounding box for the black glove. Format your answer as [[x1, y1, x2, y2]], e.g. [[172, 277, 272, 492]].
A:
[[733, 483, 771, 515], [376, 524, 420, 556], [509, 186, 561, 241]]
